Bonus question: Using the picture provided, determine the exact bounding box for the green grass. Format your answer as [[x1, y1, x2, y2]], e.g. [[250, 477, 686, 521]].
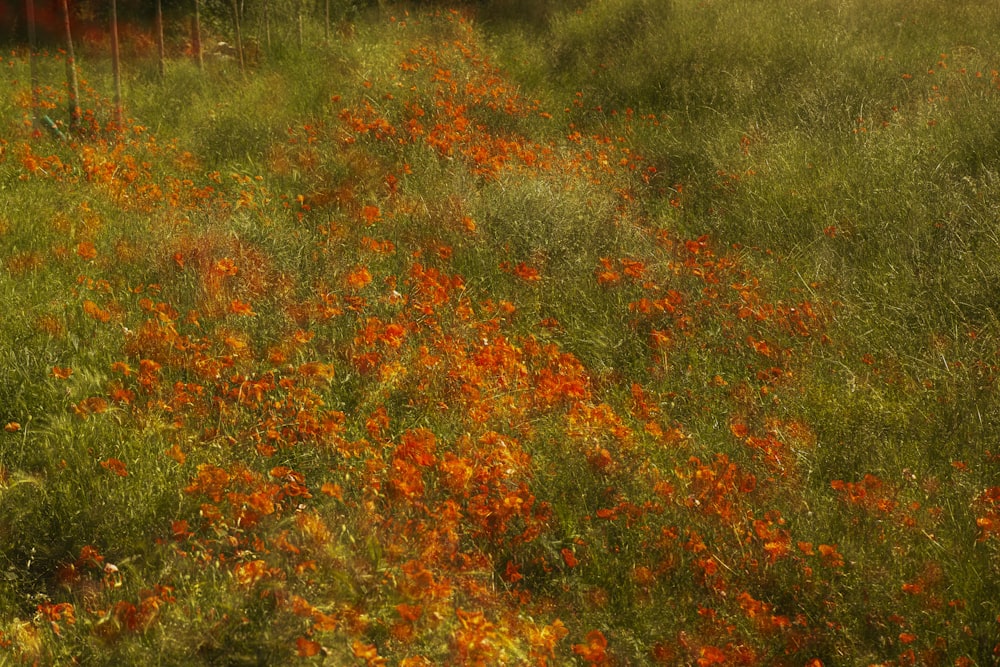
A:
[[1, 0, 1000, 664]]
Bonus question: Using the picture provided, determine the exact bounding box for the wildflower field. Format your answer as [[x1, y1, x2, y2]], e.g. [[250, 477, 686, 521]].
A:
[[1, 0, 1000, 664]]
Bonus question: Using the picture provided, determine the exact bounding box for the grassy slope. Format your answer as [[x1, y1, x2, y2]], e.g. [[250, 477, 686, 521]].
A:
[[1, 1, 999, 664]]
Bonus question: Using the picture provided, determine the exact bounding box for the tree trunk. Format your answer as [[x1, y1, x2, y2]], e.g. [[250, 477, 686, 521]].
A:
[[59, 0, 81, 133], [25, 0, 39, 126], [110, 0, 123, 129], [231, 0, 245, 73], [155, 0, 165, 78], [193, 0, 203, 69], [324, 0, 330, 43]]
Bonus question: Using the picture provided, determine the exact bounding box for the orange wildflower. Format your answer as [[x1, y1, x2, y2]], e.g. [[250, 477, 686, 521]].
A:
[[697, 645, 728, 666], [975, 486, 1000, 541], [213, 257, 239, 275], [110, 362, 132, 377], [164, 444, 186, 465], [76, 241, 98, 260], [746, 336, 773, 357], [78, 545, 104, 567], [352, 640, 387, 666], [345, 265, 373, 290], [596, 258, 621, 285], [52, 366, 73, 379], [228, 299, 255, 316], [183, 464, 230, 502], [82, 300, 112, 323], [620, 258, 646, 279], [360, 236, 396, 254], [572, 630, 608, 664], [650, 329, 672, 349], [171, 520, 190, 540], [233, 559, 268, 587], [100, 458, 128, 477], [361, 205, 381, 225], [296, 637, 321, 657], [454, 608, 497, 664], [396, 603, 423, 623], [320, 482, 343, 499], [399, 658, 432, 667], [38, 601, 76, 636], [512, 262, 541, 282], [73, 396, 109, 419], [817, 544, 845, 568], [108, 383, 135, 404], [298, 361, 335, 381]]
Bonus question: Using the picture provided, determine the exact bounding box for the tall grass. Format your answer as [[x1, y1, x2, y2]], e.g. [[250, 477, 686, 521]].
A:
[[1, 1, 999, 664]]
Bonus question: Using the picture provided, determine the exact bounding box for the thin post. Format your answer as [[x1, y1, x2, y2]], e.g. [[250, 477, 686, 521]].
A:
[[231, 0, 245, 73], [155, 0, 165, 78], [193, 0, 203, 69], [25, 0, 39, 126], [296, 0, 303, 51], [110, 0, 123, 129], [263, 0, 271, 51], [60, 0, 81, 133]]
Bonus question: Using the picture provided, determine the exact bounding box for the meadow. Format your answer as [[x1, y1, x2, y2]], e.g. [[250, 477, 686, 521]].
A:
[[1, 0, 999, 664]]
